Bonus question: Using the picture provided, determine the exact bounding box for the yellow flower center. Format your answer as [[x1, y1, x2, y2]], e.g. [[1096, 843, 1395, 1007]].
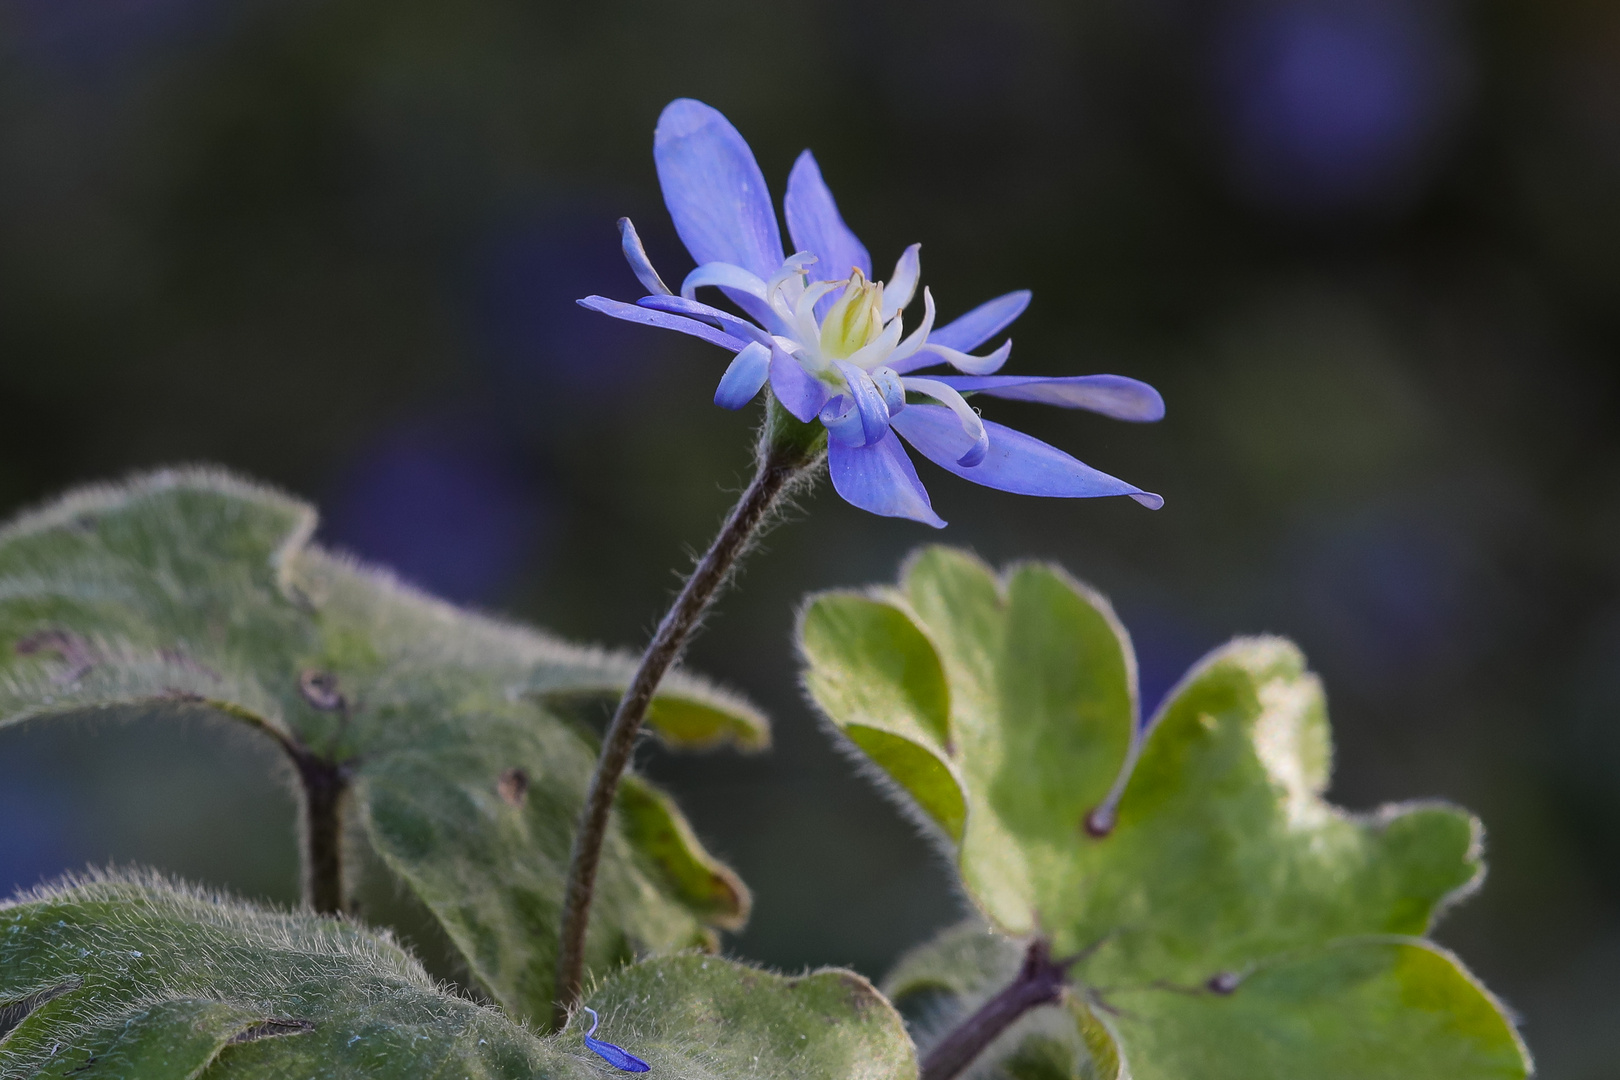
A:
[[817, 270, 885, 359]]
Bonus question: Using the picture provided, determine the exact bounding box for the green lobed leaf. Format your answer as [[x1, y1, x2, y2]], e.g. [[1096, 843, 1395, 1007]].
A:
[[0, 873, 913, 1080], [802, 546, 1530, 1079], [0, 469, 765, 1025], [887, 921, 1526, 1080]]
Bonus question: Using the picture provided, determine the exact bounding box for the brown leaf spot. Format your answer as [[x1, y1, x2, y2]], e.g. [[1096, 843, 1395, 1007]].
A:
[[497, 767, 530, 808], [229, 1018, 315, 1043], [299, 669, 345, 711]]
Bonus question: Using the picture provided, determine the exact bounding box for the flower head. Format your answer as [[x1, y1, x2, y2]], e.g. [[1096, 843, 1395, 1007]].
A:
[[580, 98, 1164, 527]]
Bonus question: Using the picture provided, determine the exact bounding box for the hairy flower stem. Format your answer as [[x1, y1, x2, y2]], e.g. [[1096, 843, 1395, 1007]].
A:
[[553, 401, 825, 1027], [920, 939, 1072, 1080]]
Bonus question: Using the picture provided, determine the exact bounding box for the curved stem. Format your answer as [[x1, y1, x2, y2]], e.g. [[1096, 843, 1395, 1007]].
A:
[[920, 939, 1071, 1080], [552, 404, 824, 1027]]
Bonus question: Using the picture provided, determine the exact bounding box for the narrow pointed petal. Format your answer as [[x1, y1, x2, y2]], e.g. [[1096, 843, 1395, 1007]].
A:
[[617, 218, 673, 296], [880, 244, 921, 321], [714, 341, 772, 409], [833, 360, 892, 446], [637, 294, 774, 347], [915, 338, 1013, 376], [681, 261, 769, 302], [785, 151, 871, 284], [769, 346, 829, 422], [885, 286, 936, 366], [829, 431, 947, 528], [654, 99, 784, 280], [902, 376, 989, 466], [928, 290, 1032, 352], [891, 404, 1163, 507], [578, 296, 747, 351], [924, 374, 1165, 422]]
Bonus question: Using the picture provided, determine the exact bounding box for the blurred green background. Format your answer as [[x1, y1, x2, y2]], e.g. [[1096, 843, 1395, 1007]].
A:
[[2, 0, 1618, 1074]]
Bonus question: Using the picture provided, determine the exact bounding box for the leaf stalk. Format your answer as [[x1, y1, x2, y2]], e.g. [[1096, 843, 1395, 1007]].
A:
[[919, 939, 1073, 1080], [289, 745, 351, 915]]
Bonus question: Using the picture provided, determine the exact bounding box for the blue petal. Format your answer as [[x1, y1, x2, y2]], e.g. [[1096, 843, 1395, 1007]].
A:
[[637, 294, 774, 347], [872, 366, 907, 415], [654, 99, 784, 327], [714, 342, 772, 409], [928, 290, 1032, 353], [890, 404, 1163, 507], [829, 431, 947, 527], [819, 393, 866, 447], [769, 346, 830, 422], [833, 361, 892, 446], [617, 218, 673, 296], [924, 374, 1165, 422], [578, 296, 747, 351], [784, 150, 871, 285]]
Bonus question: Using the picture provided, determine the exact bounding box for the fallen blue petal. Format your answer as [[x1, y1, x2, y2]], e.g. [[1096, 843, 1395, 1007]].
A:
[[891, 404, 1163, 507], [577, 296, 747, 352], [828, 430, 946, 527], [582, 1007, 651, 1073], [925, 374, 1166, 422]]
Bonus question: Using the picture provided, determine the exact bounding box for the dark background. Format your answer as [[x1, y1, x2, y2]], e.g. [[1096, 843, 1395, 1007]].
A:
[[2, 0, 1617, 1074]]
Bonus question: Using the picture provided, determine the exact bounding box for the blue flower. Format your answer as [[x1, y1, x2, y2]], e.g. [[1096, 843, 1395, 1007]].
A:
[[580, 98, 1164, 527]]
